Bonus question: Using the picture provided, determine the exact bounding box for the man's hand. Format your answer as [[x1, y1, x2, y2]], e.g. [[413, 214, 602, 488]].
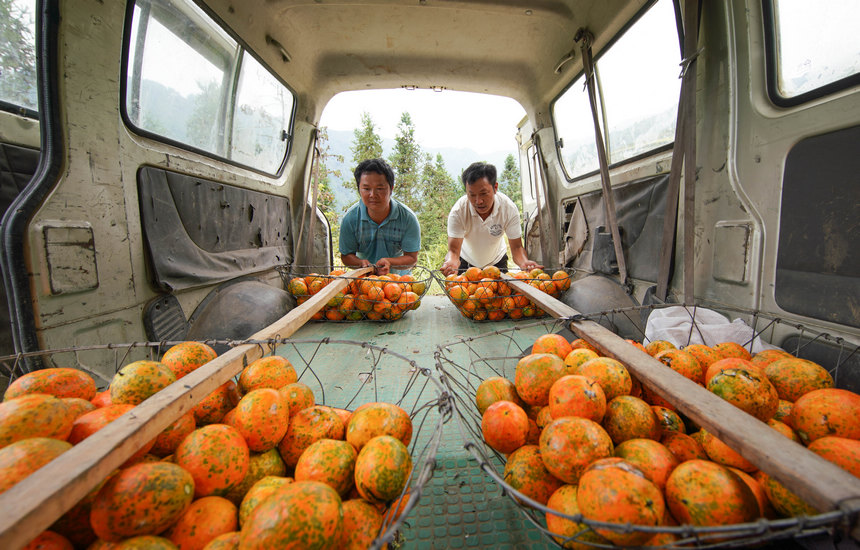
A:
[[375, 258, 391, 276], [518, 260, 544, 272], [440, 257, 459, 276]]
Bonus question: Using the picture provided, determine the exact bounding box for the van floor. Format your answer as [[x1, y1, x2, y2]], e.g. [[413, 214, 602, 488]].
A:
[[287, 295, 824, 550]]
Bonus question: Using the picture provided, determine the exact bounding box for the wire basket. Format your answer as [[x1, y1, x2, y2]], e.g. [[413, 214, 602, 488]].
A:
[[277, 265, 432, 322], [0, 337, 452, 550], [434, 304, 860, 548], [430, 267, 575, 322]]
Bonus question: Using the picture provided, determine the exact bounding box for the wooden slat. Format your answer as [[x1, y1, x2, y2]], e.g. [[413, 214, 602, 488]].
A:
[[0, 267, 372, 550], [504, 274, 860, 533]]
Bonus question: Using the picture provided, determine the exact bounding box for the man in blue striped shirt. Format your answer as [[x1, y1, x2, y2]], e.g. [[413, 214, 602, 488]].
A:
[[340, 158, 421, 276]]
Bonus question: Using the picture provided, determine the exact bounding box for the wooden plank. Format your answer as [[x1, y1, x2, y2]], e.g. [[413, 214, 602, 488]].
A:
[[504, 274, 860, 532], [0, 267, 372, 550]]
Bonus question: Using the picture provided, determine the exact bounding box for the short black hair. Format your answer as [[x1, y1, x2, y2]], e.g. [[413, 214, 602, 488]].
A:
[[461, 162, 497, 187], [354, 158, 395, 189]]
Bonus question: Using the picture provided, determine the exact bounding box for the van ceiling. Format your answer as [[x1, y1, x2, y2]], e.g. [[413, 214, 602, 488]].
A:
[[203, 0, 649, 117]]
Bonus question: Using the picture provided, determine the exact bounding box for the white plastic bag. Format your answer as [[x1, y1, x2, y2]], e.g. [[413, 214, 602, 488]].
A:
[[644, 306, 781, 354]]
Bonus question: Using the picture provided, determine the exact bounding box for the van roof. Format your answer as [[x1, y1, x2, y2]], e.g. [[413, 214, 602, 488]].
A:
[[202, 0, 652, 117]]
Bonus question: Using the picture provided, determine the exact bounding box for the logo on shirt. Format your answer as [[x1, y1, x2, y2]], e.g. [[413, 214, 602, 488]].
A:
[[489, 223, 503, 237]]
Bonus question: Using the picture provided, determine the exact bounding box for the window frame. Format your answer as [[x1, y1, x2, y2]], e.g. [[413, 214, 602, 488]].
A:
[[550, 0, 683, 183], [762, 0, 860, 108], [120, 0, 296, 177]]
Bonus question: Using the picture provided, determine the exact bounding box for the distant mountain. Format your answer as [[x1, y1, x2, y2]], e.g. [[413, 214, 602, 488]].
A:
[[323, 129, 517, 213]]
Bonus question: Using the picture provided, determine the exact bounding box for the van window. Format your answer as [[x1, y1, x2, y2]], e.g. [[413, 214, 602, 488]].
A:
[[0, 0, 38, 115], [765, 0, 860, 104], [552, 0, 680, 180], [124, 0, 294, 175]]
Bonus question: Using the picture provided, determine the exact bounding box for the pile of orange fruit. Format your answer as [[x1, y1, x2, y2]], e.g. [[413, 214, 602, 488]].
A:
[[288, 269, 428, 321], [441, 266, 571, 321]]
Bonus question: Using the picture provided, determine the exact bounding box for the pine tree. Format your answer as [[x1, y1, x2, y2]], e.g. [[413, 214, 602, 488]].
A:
[[346, 112, 384, 191], [387, 112, 423, 211], [498, 153, 523, 214], [417, 153, 460, 269]]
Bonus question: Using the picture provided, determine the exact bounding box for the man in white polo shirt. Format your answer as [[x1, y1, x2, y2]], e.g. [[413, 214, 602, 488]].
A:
[[440, 162, 542, 275]]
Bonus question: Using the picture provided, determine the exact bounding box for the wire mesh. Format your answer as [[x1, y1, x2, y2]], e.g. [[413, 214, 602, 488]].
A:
[[277, 265, 432, 322], [434, 303, 860, 548], [0, 337, 452, 549], [430, 267, 575, 322]]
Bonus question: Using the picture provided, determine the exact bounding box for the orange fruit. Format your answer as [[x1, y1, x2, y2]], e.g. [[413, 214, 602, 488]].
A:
[[576, 458, 664, 546], [233, 388, 290, 452], [728, 466, 775, 519], [713, 341, 753, 361], [562, 348, 598, 374], [666, 460, 759, 526], [338, 499, 384, 550], [706, 367, 779, 421], [159, 342, 217, 380], [448, 285, 469, 304], [294, 439, 357, 496], [464, 266, 483, 281], [354, 435, 412, 504], [704, 357, 760, 386], [239, 481, 343, 549], [382, 282, 402, 302], [807, 436, 860, 478], [539, 416, 614, 484], [472, 308, 488, 321], [700, 430, 757, 472], [503, 445, 564, 506], [531, 334, 573, 360], [481, 400, 529, 454], [514, 353, 567, 406], [4, 367, 97, 402], [790, 388, 860, 444], [346, 402, 412, 450], [0, 394, 74, 448], [655, 348, 704, 385], [614, 438, 679, 491], [475, 376, 523, 415], [288, 278, 308, 296], [545, 484, 610, 549], [278, 382, 315, 418], [175, 424, 250, 497], [163, 496, 238, 550], [651, 405, 686, 435], [755, 471, 818, 517], [763, 357, 834, 402], [481, 265, 502, 279], [574, 357, 632, 402], [472, 286, 494, 305], [551, 271, 571, 291], [681, 344, 721, 370], [548, 375, 606, 423], [277, 405, 345, 468], [767, 418, 801, 443], [660, 431, 708, 462], [570, 338, 598, 354], [602, 395, 661, 444], [645, 340, 676, 356], [750, 348, 792, 368], [239, 356, 297, 393]]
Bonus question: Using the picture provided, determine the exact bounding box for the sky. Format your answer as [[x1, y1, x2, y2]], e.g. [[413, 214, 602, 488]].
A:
[[320, 89, 527, 155]]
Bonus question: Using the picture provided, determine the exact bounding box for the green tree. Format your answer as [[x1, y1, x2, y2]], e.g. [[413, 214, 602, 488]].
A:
[[417, 153, 460, 276], [316, 127, 343, 248], [0, 0, 37, 110], [346, 112, 384, 192], [498, 153, 523, 214], [387, 112, 423, 211]]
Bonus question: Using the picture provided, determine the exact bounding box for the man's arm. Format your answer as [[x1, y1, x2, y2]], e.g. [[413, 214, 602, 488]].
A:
[[440, 237, 464, 276], [375, 251, 418, 276], [509, 238, 542, 272], [341, 253, 372, 269]]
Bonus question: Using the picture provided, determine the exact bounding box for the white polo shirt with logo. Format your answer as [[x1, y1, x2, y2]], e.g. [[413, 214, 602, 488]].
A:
[[447, 191, 522, 268]]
